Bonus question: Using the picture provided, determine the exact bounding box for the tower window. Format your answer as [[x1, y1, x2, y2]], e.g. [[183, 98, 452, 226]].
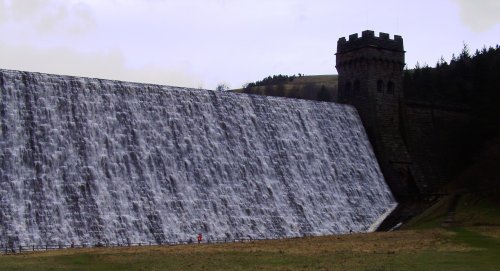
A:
[[345, 81, 352, 99], [377, 80, 384, 92], [353, 80, 360, 96], [387, 81, 395, 94]]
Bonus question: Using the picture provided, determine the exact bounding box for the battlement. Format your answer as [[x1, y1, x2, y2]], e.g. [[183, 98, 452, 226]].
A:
[[337, 30, 404, 54]]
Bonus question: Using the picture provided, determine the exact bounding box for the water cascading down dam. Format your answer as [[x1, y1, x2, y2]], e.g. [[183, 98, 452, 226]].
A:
[[0, 69, 396, 246]]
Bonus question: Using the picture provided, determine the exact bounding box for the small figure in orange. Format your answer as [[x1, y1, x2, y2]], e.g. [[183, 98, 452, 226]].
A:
[[197, 233, 203, 244]]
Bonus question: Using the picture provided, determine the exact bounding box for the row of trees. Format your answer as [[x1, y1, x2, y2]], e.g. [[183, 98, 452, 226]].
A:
[[215, 74, 303, 92], [242, 83, 333, 102], [243, 74, 300, 89], [404, 44, 500, 103], [240, 73, 335, 102], [403, 44, 500, 141]]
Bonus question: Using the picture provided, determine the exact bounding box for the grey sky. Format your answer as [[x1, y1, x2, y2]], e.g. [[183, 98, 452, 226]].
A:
[[453, 0, 500, 32], [0, 0, 499, 89]]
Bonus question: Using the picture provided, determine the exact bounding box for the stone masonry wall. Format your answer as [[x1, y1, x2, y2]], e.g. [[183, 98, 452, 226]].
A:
[[402, 101, 472, 192]]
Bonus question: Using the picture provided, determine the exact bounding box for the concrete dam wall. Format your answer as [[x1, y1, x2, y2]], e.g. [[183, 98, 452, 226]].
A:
[[0, 69, 395, 246]]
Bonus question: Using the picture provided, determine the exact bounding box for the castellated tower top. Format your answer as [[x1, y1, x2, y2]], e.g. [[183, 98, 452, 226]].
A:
[[337, 30, 404, 54]]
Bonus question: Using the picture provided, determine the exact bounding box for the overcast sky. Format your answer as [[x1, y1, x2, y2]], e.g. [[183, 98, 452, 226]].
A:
[[0, 0, 499, 90]]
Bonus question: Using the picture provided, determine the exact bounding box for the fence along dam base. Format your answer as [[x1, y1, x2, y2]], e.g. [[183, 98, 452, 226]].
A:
[[0, 69, 396, 247]]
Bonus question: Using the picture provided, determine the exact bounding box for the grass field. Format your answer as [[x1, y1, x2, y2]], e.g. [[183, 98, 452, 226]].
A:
[[232, 74, 338, 101], [1, 225, 499, 271]]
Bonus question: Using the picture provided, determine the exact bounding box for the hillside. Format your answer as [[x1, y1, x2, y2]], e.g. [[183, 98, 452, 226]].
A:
[[404, 136, 500, 230], [233, 75, 338, 102]]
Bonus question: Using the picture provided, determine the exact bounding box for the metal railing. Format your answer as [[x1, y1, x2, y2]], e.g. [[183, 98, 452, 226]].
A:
[[0, 235, 311, 255]]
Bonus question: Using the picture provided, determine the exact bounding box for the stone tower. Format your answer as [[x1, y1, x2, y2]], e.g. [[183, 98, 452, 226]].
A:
[[336, 30, 419, 198]]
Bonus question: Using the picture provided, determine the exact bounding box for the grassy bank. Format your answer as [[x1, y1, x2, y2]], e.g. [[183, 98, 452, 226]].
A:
[[233, 75, 338, 101], [1, 225, 499, 271]]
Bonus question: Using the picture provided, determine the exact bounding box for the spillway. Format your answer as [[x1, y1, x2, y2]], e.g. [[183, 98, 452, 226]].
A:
[[0, 69, 395, 246]]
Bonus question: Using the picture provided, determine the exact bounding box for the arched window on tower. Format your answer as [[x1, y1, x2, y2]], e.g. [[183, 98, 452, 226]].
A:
[[345, 81, 352, 99], [353, 80, 360, 96], [387, 81, 395, 94], [377, 79, 384, 93]]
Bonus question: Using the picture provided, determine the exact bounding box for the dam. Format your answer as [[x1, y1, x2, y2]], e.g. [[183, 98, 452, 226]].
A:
[[0, 69, 395, 246]]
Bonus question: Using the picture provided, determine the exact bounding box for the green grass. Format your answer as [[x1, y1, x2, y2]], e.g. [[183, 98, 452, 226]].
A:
[[404, 195, 453, 229], [411, 228, 500, 271], [1, 226, 499, 271], [405, 193, 500, 230], [232, 74, 339, 101]]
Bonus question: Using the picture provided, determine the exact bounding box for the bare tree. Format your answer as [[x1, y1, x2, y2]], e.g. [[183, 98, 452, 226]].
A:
[[215, 83, 230, 92]]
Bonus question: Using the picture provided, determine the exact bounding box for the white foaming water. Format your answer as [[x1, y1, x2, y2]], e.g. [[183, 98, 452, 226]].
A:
[[0, 69, 396, 246]]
